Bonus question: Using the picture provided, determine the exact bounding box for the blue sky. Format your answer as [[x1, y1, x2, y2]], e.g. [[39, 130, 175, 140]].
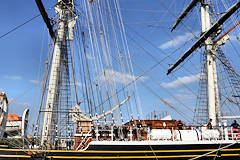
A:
[[1, 0, 240, 129]]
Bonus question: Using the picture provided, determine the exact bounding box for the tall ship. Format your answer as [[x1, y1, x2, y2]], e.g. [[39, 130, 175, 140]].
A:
[[1, 0, 240, 159]]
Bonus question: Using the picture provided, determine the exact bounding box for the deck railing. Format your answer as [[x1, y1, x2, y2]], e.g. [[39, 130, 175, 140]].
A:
[[88, 125, 240, 142]]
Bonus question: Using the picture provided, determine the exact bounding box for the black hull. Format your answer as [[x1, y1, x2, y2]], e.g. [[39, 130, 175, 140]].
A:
[[1, 143, 240, 160]]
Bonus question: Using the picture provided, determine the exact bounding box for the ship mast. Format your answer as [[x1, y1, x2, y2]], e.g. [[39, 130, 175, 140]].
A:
[[169, 0, 240, 126], [41, 0, 75, 145], [200, 0, 219, 126]]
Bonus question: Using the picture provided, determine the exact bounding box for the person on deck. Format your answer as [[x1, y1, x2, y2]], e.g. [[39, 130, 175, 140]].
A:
[[231, 120, 240, 134], [177, 120, 184, 130], [231, 120, 239, 129], [207, 119, 213, 129]]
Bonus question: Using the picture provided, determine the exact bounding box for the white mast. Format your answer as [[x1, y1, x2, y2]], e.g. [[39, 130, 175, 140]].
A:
[[200, 1, 220, 127], [169, 0, 240, 125], [41, 0, 74, 145]]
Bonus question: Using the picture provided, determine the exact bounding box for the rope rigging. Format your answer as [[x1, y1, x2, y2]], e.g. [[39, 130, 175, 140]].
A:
[[3, 0, 240, 155], [0, 15, 40, 40]]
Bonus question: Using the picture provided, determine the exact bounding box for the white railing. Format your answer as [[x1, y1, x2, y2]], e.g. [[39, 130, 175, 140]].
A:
[[90, 125, 240, 142]]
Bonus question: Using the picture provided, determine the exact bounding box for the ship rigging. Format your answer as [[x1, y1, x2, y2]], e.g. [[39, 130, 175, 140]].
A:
[[1, 0, 240, 160]]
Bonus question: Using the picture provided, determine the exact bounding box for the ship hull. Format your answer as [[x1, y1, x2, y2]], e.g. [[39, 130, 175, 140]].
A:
[[0, 141, 240, 159]]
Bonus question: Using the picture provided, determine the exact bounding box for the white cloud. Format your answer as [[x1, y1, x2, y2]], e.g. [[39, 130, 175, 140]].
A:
[[161, 97, 176, 105], [3, 75, 22, 80], [98, 69, 147, 84], [87, 54, 95, 60], [159, 32, 198, 49], [161, 73, 200, 88], [174, 93, 195, 101], [76, 82, 82, 86], [7, 98, 31, 116], [29, 80, 40, 84], [8, 98, 31, 107], [70, 82, 82, 87], [160, 93, 195, 106]]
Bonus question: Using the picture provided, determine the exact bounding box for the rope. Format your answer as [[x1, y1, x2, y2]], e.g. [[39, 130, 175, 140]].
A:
[[0, 15, 40, 40], [188, 141, 240, 160]]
